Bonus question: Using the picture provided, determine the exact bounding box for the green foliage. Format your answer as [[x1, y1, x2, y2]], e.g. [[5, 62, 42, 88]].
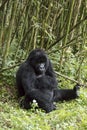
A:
[[0, 85, 87, 130]]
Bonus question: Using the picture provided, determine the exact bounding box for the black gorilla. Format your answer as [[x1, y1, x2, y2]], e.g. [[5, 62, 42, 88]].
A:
[[16, 49, 79, 113]]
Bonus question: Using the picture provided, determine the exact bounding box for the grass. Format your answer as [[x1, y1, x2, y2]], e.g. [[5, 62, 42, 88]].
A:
[[0, 84, 87, 130]]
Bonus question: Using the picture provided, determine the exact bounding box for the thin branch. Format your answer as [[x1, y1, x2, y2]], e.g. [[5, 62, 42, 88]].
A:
[[0, 63, 21, 73], [48, 32, 84, 54], [55, 71, 86, 87], [0, 62, 86, 87], [48, 15, 87, 49]]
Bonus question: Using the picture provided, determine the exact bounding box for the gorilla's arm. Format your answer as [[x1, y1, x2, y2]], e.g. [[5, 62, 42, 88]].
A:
[[21, 65, 48, 100], [38, 61, 57, 89]]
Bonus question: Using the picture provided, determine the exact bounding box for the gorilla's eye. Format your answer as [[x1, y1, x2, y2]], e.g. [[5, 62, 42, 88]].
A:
[[38, 56, 47, 63]]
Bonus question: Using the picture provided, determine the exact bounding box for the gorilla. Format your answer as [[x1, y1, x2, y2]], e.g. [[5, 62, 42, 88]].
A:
[[16, 49, 79, 113]]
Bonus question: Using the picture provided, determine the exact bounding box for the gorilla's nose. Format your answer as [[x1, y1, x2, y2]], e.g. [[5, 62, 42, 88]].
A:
[[40, 63, 45, 70]]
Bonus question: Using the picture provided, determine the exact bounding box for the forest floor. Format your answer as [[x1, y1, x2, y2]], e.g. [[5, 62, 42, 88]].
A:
[[0, 83, 87, 130]]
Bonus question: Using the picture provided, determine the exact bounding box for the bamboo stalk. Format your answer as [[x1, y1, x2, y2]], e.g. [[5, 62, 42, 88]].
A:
[[71, 0, 82, 39], [2, 0, 18, 67], [41, 1, 52, 49]]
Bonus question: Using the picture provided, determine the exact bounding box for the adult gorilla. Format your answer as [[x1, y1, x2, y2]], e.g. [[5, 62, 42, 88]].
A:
[[16, 49, 79, 113]]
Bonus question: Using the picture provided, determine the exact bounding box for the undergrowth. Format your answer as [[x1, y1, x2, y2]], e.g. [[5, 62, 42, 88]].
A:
[[0, 83, 87, 130]]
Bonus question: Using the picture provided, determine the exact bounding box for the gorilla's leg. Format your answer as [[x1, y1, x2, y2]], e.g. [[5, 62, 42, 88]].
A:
[[22, 89, 55, 112], [38, 100, 55, 113], [53, 85, 80, 102]]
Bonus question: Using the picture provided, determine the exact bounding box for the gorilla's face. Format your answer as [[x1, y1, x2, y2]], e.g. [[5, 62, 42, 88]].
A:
[[27, 49, 49, 75]]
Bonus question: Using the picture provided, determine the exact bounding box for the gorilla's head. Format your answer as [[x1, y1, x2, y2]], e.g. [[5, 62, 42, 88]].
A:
[[27, 49, 49, 75]]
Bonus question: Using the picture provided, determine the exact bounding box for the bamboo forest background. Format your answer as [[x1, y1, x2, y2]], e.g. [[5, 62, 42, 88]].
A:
[[0, 0, 87, 86]]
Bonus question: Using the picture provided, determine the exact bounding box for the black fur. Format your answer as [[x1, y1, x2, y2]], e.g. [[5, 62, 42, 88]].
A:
[[16, 49, 79, 113]]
